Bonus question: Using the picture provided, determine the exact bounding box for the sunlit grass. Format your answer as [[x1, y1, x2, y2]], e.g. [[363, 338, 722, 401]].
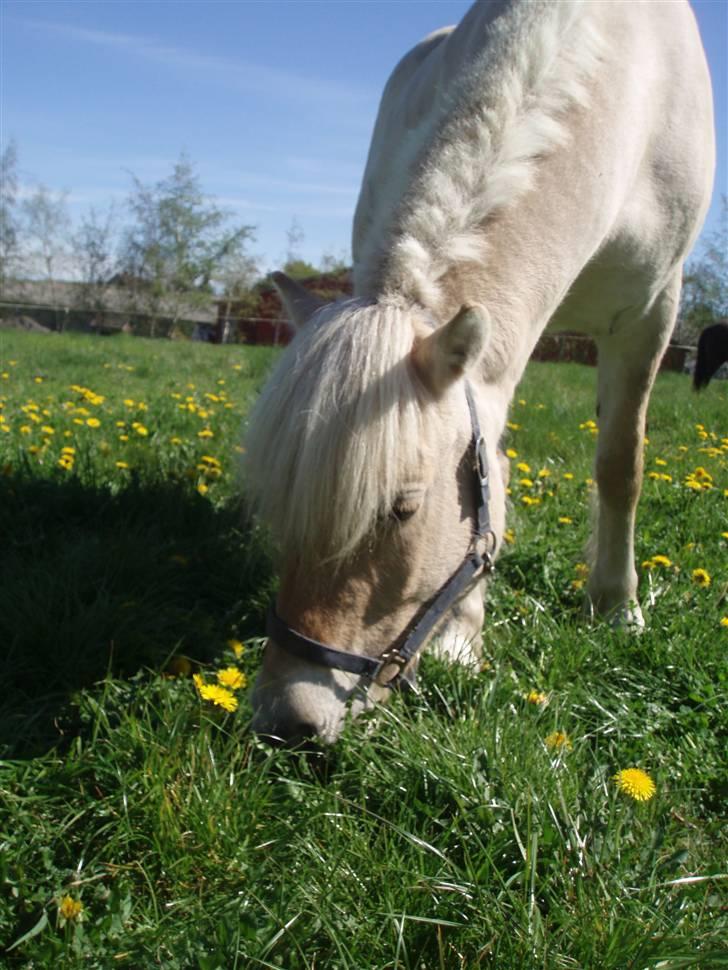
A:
[[0, 330, 725, 967]]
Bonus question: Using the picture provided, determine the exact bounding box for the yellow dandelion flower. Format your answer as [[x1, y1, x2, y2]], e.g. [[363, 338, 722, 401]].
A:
[[545, 731, 572, 751], [613, 768, 656, 802], [516, 462, 531, 474], [41, 425, 54, 435], [197, 482, 209, 496], [538, 468, 551, 478], [86, 417, 101, 429], [217, 666, 247, 690], [691, 568, 711, 588], [526, 690, 548, 705], [119, 434, 129, 442], [227, 639, 245, 657], [197, 683, 238, 712], [505, 448, 518, 459], [115, 461, 129, 469], [563, 472, 574, 480], [574, 563, 589, 578], [58, 896, 84, 921], [558, 516, 572, 525], [61, 446, 75, 455], [719, 617, 728, 628], [519, 477, 534, 488], [722, 532, 728, 540], [198, 428, 214, 439], [507, 421, 521, 431], [503, 528, 515, 545], [170, 436, 183, 445], [167, 656, 192, 677], [134, 424, 149, 436]]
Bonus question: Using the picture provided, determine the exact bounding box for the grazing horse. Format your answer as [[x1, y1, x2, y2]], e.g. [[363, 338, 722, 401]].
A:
[[245, 0, 714, 743], [693, 321, 728, 390]]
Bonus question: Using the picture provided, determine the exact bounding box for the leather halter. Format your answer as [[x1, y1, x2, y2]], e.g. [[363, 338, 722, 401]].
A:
[[266, 380, 495, 689]]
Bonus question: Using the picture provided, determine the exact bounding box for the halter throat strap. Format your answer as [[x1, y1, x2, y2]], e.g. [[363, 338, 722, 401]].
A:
[[266, 380, 494, 688]]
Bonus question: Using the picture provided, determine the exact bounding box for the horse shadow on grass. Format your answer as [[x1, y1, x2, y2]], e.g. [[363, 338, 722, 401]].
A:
[[0, 471, 275, 758]]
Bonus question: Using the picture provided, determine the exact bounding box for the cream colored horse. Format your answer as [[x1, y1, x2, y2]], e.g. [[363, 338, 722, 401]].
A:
[[246, 0, 714, 743]]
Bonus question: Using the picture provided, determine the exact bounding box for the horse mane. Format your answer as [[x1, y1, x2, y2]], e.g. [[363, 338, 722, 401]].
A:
[[356, 0, 607, 310], [243, 299, 428, 564]]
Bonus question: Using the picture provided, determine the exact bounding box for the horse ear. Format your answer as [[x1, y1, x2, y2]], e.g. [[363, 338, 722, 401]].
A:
[[271, 271, 327, 329], [412, 305, 491, 395]]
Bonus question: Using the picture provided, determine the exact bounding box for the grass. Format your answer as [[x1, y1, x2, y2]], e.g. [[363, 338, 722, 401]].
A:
[[0, 330, 726, 968]]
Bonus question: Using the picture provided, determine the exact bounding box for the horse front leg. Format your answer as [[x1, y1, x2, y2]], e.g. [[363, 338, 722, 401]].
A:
[[588, 277, 681, 627]]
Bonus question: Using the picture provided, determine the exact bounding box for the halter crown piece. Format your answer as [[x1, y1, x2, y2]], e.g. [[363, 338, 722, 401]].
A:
[[266, 380, 495, 689]]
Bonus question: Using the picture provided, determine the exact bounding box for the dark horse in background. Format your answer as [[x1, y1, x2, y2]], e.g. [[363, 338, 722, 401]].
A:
[[693, 321, 728, 390]]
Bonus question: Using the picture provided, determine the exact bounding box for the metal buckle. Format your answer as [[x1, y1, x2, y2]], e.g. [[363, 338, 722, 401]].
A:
[[475, 435, 488, 486], [374, 646, 409, 685]]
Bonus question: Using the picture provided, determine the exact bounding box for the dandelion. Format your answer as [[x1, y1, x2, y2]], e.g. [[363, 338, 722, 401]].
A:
[[691, 568, 711, 588], [217, 666, 247, 690], [167, 656, 192, 677], [537, 468, 551, 478], [519, 478, 534, 488], [720, 617, 728, 628], [507, 421, 521, 431], [643, 554, 673, 570], [613, 768, 656, 802], [558, 516, 573, 525], [195, 680, 238, 712], [526, 690, 548, 705], [198, 428, 214, 439], [505, 448, 518, 459], [563, 472, 574, 480], [86, 417, 101, 429], [115, 461, 129, 469], [197, 483, 209, 496], [58, 896, 84, 921], [503, 528, 515, 544], [545, 731, 572, 751], [228, 639, 245, 657], [516, 462, 531, 474], [133, 423, 149, 436]]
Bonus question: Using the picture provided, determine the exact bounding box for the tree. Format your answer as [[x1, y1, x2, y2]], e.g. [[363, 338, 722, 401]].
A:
[[214, 249, 260, 343], [120, 154, 255, 336], [0, 141, 20, 287], [21, 183, 71, 329], [71, 204, 121, 322], [679, 196, 727, 343], [281, 217, 318, 280]]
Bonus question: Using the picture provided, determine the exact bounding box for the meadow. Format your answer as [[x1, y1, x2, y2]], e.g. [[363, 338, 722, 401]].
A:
[[0, 329, 725, 969]]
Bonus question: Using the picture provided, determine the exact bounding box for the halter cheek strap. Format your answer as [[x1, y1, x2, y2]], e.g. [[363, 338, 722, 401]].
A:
[[266, 380, 495, 688]]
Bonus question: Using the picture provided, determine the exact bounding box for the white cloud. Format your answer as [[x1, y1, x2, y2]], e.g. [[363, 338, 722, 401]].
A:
[[17, 19, 376, 110]]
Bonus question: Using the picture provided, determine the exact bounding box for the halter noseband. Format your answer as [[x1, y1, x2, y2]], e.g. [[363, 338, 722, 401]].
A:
[[266, 380, 495, 689]]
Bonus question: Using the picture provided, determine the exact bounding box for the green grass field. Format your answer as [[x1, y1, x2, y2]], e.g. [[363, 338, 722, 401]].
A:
[[0, 330, 726, 969]]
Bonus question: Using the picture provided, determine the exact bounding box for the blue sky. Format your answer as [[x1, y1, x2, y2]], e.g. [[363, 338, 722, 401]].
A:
[[2, 0, 726, 275]]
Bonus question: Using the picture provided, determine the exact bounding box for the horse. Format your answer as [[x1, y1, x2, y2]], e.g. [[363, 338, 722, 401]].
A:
[[244, 0, 715, 744], [693, 321, 728, 390]]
